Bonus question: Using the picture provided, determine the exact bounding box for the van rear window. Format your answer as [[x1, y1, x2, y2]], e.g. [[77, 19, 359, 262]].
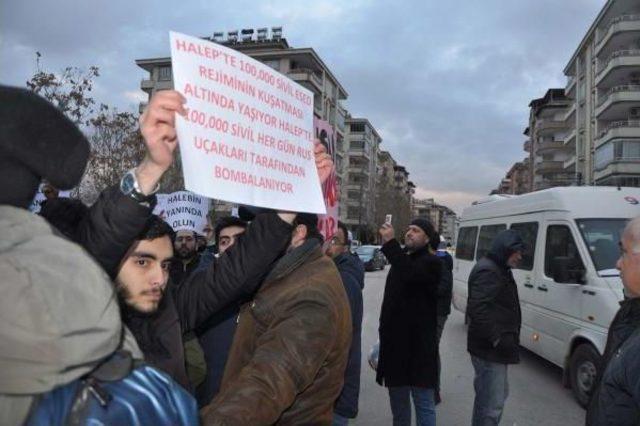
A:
[[476, 224, 507, 259], [456, 227, 478, 260]]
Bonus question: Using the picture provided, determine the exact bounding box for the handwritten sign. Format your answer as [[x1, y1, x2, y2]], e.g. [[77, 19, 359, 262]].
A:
[[170, 31, 326, 214], [153, 190, 211, 235]]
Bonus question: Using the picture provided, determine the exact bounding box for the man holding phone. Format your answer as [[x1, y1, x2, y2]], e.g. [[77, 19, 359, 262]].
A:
[[376, 218, 442, 426]]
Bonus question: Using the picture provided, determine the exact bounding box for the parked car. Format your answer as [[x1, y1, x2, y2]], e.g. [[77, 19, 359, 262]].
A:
[[356, 245, 386, 271], [452, 186, 635, 407]]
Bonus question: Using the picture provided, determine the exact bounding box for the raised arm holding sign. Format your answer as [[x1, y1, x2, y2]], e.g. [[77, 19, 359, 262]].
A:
[[169, 31, 327, 214]]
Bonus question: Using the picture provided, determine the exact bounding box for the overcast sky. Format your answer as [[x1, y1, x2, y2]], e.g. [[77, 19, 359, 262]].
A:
[[1, 0, 605, 213]]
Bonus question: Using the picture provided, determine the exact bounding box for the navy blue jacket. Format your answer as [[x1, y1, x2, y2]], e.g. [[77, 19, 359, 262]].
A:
[[333, 252, 365, 419]]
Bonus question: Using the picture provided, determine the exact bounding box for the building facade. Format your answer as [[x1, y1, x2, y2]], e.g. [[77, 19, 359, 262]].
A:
[[342, 117, 381, 234], [563, 0, 640, 186], [526, 89, 576, 190]]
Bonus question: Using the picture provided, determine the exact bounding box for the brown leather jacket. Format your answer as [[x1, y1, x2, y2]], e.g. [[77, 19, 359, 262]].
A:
[[202, 242, 352, 425]]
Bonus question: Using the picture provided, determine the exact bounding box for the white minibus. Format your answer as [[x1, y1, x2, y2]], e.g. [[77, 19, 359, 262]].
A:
[[452, 186, 640, 406]]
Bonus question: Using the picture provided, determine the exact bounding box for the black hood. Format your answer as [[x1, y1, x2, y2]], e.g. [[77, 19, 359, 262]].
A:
[[487, 229, 525, 268]]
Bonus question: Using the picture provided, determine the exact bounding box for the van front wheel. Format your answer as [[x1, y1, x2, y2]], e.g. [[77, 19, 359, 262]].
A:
[[569, 343, 600, 408]]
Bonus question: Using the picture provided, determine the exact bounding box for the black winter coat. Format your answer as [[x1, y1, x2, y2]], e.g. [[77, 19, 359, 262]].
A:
[[467, 230, 523, 364], [436, 251, 453, 318], [586, 297, 640, 426], [377, 239, 441, 388], [333, 251, 365, 418]]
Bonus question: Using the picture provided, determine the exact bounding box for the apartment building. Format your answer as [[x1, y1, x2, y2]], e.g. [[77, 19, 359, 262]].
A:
[[564, 0, 640, 186], [492, 158, 531, 195], [525, 89, 575, 190], [342, 117, 381, 232]]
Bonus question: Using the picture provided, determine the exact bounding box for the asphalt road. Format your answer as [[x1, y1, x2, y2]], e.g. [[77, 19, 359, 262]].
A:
[[353, 267, 585, 426]]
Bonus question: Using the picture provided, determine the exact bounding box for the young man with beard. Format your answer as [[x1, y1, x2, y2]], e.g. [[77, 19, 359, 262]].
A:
[[201, 214, 352, 425], [325, 221, 365, 425]]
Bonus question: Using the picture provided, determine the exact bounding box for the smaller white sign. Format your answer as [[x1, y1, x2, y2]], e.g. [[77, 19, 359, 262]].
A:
[[153, 191, 211, 235]]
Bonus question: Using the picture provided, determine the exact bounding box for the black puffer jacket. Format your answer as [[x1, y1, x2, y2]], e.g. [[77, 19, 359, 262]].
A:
[[333, 251, 365, 419], [467, 230, 524, 364], [586, 297, 640, 426], [377, 239, 442, 388]]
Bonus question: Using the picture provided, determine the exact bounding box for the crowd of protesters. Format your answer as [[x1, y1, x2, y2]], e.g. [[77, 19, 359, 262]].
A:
[[1, 83, 639, 426]]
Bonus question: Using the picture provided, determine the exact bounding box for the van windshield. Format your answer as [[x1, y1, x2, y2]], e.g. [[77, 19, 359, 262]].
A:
[[576, 219, 627, 274]]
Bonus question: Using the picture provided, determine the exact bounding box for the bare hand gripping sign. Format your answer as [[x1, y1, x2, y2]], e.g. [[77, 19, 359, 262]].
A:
[[170, 32, 326, 214]]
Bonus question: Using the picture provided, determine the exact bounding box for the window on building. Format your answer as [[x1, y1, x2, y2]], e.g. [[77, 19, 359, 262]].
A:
[[510, 222, 539, 271], [476, 224, 507, 259], [456, 227, 478, 261], [350, 123, 365, 132], [348, 190, 360, 200], [158, 66, 172, 81], [595, 142, 614, 170], [544, 225, 585, 283]]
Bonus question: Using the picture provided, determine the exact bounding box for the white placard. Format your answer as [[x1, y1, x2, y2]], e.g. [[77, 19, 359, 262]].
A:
[[170, 31, 326, 214], [29, 183, 71, 213], [153, 190, 211, 235]]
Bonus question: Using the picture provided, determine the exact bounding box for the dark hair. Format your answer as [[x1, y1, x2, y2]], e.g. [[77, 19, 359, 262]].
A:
[[39, 198, 89, 241], [140, 215, 175, 241], [337, 221, 350, 246], [294, 213, 323, 244], [214, 216, 248, 243], [429, 231, 441, 252]]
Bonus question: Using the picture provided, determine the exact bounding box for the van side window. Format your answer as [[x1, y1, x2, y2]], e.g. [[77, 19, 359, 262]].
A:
[[510, 222, 539, 271], [544, 225, 585, 282], [476, 224, 507, 259], [456, 227, 478, 260]]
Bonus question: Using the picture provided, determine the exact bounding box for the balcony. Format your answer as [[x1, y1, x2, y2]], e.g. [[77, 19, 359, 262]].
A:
[[597, 120, 640, 147], [141, 79, 154, 90], [562, 102, 577, 123], [535, 161, 564, 174], [596, 14, 640, 55], [596, 84, 640, 119], [348, 167, 370, 175], [564, 156, 577, 171], [536, 141, 565, 154], [534, 118, 566, 135], [287, 68, 323, 94], [349, 148, 371, 159], [563, 128, 577, 146], [596, 50, 640, 86], [594, 160, 640, 182], [565, 75, 577, 94]]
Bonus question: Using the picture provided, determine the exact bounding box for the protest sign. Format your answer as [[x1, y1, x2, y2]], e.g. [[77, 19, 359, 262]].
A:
[[153, 190, 211, 235], [170, 31, 326, 214], [315, 118, 339, 241], [29, 183, 71, 213]]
